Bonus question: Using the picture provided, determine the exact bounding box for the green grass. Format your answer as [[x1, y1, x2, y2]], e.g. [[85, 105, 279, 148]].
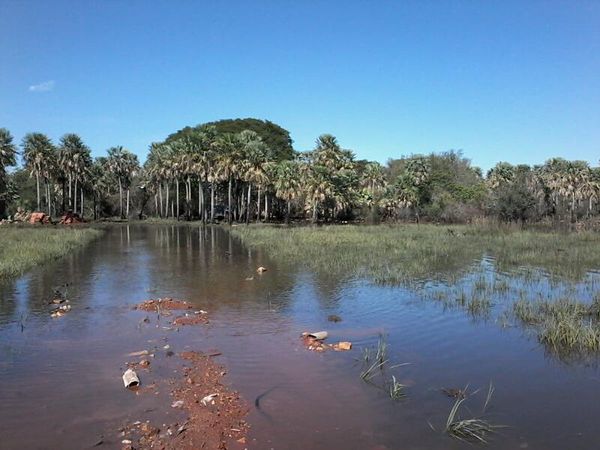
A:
[[514, 298, 600, 356], [445, 383, 501, 444], [0, 225, 103, 279], [231, 224, 600, 282]]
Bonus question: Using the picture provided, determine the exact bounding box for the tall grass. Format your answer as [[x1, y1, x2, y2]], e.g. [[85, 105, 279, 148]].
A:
[[232, 224, 600, 282], [514, 298, 600, 356], [0, 226, 103, 279]]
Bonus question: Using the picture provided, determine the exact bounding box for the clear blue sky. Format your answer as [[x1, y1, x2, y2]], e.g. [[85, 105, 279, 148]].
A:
[[1, 0, 598, 171]]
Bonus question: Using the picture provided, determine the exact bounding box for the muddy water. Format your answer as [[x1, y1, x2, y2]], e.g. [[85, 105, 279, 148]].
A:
[[1, 225, 600, 449]]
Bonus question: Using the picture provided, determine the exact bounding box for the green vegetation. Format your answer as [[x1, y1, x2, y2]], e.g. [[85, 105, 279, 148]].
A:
[[2, 121, 599, 226], [514, 298, 600, 356], [232, 224, 600, 281], [444, 383, 500, 444], [0, 226, 103, 279]]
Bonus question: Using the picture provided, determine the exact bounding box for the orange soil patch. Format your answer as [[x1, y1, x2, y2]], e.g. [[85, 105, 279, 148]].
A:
[[135, 298, 194, 312], [121, 351, 248, 450]]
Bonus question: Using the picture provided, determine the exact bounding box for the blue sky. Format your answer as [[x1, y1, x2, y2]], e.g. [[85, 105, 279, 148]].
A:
[[1, 1, 598, 171]]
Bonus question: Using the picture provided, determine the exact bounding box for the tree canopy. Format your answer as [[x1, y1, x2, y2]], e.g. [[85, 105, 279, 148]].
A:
[[166, 118, 294, 162]]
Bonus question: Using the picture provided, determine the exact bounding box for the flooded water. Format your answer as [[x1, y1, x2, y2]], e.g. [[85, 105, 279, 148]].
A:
[[1, 225, 600, 449]]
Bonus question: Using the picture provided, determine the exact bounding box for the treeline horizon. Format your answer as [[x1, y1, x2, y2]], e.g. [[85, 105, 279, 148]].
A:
[[1, 118, 599, 225]]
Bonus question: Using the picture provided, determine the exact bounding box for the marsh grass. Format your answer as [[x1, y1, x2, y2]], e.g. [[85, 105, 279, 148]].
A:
[[231, 224, 600, 282], [0, 225, 103, 279], [388, 375, 406, 400], [514, 298, 600, 355], [445, 382, 502, 444], [359, 335, 410, 401]]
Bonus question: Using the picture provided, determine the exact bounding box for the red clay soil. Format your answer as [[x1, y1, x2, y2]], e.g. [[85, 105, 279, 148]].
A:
[[135, 298, 194, 312], [173, 314, 209, 326], [121, 351, 248, 450]]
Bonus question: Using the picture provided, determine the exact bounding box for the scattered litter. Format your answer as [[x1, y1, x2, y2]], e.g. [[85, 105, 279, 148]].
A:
[[201, 393, 218, 406], [50, 304, 71, 318], [301, 331, 352, 352], [121, 439, 132, 445], [306, 331, 328, 340], [245, 276, 254, 281], [163, 344, 170, 350], [333, 341, 352, 351], [327, 314, 342, 323], [123, 369, 140, 388], [256, 266, 267, 274], [171, 400, 184, 408], [127, 350, 149, 357]]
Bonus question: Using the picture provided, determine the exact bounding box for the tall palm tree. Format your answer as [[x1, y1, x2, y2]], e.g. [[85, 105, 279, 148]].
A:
[[360, 162, 386, 219], [58, 134, 90, 214], [0, 129, 17, 218], [22, 133, 54, 212], [274, 160, 301, 224], [107, 146, 138, 218], [215, 133, 243, 225]]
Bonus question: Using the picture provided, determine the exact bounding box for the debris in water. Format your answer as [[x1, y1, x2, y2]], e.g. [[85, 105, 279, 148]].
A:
[[245, 276, 254, 281], [127, 350, 149, 357], [333, 341, 352, 351], [442, 387, 467, 399], [256, 266, 267, 274], [306, 331, 328, 340], [122, 369, 140, 388], [171, 400, 184, 408], [327, 314, 342, 323]]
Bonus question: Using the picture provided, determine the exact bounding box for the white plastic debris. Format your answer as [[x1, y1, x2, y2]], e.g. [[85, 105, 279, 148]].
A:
[[201, 393, 218, 406], [122, 369, 140, 388]]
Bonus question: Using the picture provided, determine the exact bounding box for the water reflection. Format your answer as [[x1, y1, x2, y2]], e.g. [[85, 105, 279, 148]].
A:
[[1, 225, 600, 449]]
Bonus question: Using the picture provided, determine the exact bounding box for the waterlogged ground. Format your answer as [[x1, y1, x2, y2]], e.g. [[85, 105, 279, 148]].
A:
[[1, 225, 600, 449]]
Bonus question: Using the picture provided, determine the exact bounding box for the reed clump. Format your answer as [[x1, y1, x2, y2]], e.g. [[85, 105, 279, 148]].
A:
[[513, 298, 600, 354]]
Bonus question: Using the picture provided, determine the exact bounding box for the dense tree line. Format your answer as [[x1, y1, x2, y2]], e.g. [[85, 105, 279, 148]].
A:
[[1, 119, 599, 225]]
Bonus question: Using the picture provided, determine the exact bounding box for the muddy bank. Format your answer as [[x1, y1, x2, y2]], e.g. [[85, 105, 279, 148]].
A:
[[118, 300, 248, 449]]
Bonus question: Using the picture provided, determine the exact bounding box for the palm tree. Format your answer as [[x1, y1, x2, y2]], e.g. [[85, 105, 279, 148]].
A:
[[273, 160, 301, 224], [0, 129, 17, 218], [22, 133, 55, 212], [107, 146, 138, 218], [122, 151, 140, 218], [215, 133, 243, 225], [58, 134, 91, 214], [360, 162, 386, 220], [486, 162, 515, 189], [239, 130, 270, 223]]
